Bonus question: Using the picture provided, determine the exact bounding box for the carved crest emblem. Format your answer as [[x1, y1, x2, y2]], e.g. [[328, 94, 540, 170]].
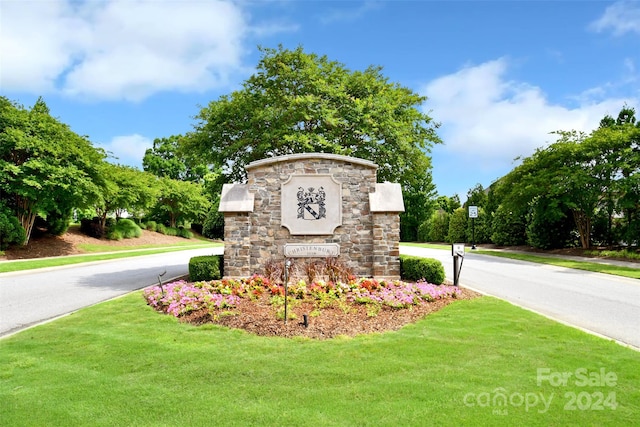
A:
[[297, 186, 326, 220], [281, 175, 341, 235]]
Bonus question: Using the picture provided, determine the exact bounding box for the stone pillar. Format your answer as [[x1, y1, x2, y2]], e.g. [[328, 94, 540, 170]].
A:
[[372, 213, 401, 279], [218, 184, 254, 278], [223, 213, 251, 278], [369, 183, 405, 280]]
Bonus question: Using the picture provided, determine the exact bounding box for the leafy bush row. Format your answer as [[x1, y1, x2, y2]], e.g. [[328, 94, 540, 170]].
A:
[[145, 222, 193, 239], [79, 217, 194, 240]]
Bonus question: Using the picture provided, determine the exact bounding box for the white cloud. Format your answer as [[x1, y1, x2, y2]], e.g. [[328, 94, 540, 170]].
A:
[[0, 0, 263, 101], [98, 134, 153, 167], [590, 0, 640, 36], [421, 58, 636, 173]]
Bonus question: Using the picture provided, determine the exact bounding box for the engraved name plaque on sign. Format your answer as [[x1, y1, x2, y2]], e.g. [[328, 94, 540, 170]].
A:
[[281, 175, 342, 235], [284, 243, 340, 257]]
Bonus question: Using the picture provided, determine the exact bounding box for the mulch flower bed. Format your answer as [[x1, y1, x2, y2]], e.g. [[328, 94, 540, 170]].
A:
[[144, 276, 480, 340]]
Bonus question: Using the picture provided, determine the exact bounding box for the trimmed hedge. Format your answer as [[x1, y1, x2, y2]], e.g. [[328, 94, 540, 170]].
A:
[[189, 255, 223, 281], [400, 255, 445, 284]]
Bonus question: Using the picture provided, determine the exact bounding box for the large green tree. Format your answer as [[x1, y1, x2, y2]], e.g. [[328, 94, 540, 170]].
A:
[[493, 107, 640, 249], [142, 135, 209, 183], [155, 177, 210, 228], [184, 46, 441, 239], [95, 163, 159, 227], [0, 97, 105, 244]]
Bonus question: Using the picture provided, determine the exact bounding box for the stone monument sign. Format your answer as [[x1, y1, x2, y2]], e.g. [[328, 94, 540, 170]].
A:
[[219, 153, 404, 280]]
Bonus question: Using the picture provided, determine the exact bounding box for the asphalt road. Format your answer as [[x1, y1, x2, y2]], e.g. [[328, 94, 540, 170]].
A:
[[2, 246, 639, 350], [401, 246, 640, 350], [0, 247, 223, 337]]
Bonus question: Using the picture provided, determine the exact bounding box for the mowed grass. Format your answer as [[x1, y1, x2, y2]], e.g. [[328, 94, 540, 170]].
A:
[[76, 237, 212, 253], [1, 295, 638, 426], [0, 242, 222, 273], [401, 242, 452, 251], [473, 250, 640, 280], [400, 243, 640, 280]]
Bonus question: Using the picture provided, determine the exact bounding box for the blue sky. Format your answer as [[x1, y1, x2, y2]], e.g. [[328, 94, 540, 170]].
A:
[[2, 0, 639, 200]]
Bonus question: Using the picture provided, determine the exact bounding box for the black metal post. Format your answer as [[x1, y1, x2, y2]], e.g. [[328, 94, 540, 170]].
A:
[[472, 218, 476, 250], [453, 256, 459, 286], [284, 258, 291, 324]]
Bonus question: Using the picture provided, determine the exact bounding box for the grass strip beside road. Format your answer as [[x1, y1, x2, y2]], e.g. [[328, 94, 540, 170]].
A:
[[76, 239, 212, 253], [400, 243, 639, 280], [0, 243, 222, 273], [401, 242, 452, 250], [473, 250, 640, 280], [1, 295, 638, 426]]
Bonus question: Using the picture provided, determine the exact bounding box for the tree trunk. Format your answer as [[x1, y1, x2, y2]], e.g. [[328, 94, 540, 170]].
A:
[[95, 208, 108, 230], [572, 209, 591, 249], [16, 196, 36, 245]]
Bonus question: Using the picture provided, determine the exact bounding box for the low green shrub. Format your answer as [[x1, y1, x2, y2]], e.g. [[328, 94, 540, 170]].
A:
[[156, 224, 167, 235], [400, 255, 445, 284], [585, 249, 640, 261], [145, 221, 157, 231], [0, 203, 26, 250], [106, 229, 123, 241], [105, 217, 116, 230], [46, 210, 72, 236], [111, 218, 142, 239], [189, 255, 223, 281], [80, 217, 104, 239], [177, 227, 193, 239], [164, 227, 178, 236]]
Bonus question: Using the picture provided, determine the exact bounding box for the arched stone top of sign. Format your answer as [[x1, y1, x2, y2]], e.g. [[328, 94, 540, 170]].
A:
[[246, 153, 378, 171]]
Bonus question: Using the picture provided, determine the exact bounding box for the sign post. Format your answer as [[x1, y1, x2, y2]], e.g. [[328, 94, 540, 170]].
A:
[[451, 243, 465, 286], [468, 206, 478, 249], [283, 258, 292, 324]]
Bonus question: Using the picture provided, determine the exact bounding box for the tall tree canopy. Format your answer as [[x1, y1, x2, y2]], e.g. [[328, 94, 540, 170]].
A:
[[95, 163, 160, 227], [143, 135, 209, 183], [154, 177, 210, 228], [0, 97, 106, 244], [493, 107, 640, 249], [184, 46, 441, 240]]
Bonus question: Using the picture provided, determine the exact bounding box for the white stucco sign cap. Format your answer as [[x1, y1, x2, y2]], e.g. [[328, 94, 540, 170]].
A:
[[218, 184, 254, 212], [369, 183, 404, 212]]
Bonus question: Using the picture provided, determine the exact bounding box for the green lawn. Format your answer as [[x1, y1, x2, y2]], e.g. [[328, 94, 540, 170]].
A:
[[1, 294, 638, 426], [401, 242, 452, 250], [473, 250, 640, 279], [0, 242, 222, 273], [76, 238, 212, 253]]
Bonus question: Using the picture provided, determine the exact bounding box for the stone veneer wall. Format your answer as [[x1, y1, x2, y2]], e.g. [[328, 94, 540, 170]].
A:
[[221, 153, 403, 280]]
